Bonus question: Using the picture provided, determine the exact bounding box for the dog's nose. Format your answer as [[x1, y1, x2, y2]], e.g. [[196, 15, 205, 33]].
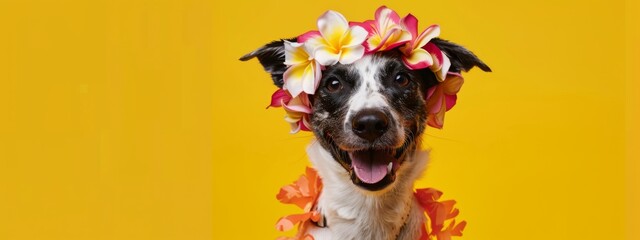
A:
[[352, 109, 389, 142]]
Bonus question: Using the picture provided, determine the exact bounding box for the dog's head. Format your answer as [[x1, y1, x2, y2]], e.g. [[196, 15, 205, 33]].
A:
[[240, 8, 490, 193]]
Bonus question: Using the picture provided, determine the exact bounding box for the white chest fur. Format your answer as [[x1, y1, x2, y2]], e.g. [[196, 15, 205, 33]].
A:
[[305, 141, 429, 240]]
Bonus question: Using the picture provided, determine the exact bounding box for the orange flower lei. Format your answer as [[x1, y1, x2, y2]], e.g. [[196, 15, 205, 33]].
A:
[[275, 167, 466, 240], [275, 167, 322, 240]]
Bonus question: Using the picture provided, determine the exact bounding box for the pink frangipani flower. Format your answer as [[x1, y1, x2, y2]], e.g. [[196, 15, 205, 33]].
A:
[[270, 89, 312, 133], [399, 14, 441, 70], [425, 73, 464, 129], [424, 42, 452, 82], [355, 6, 412, 53]]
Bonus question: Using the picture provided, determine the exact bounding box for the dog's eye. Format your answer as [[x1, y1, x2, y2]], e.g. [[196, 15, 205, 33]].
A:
[[394, 73, 410, 87], [326, 77, 342, 93]]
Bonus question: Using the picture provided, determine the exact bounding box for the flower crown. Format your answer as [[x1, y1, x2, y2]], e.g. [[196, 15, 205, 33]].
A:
[[270, 6, 464, 133]]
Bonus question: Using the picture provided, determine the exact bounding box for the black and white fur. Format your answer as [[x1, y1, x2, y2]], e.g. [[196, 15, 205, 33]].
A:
[[241, 37, 490, 240]]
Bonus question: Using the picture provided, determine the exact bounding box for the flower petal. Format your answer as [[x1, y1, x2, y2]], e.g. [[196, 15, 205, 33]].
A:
[[317, 10, 349, 50], [284, 111, 304, 123], [442, 74, 464, 95], [402, 48, 433, 69], [360, 7, 409, 52], [301, 63, 318, 94], [445, 94, 457, 111], [414, 25, 440, 49], [298, 30, 321, 43], [427, 114, 443, 129], [275, 217, 295, 232], [350, 20, 374, 35], [424, 42, 443, 64], [375, 6, 402, 33], [339, 45, 365, 64], [314, 46, 340, 65], [364, 7, 411, 52], [313, 61, 322, 89], [438, 54, 451, 81], [284, 41, 309, 66], [365, 33, 384, 52], [295, 176, 310, 196], [305, 166, 318, 192], [367, 28, 411, 52], [384, 30, 412, 50], [270, 89, 291, 108], [340, 25, 368, 47], [289, 121, 301, 134], [283, 65, 304, 97], [276, 212, 313, 231], [300, 118, 312, 132], [303, 35, 326, 55], [426, 86, 444, 114], [432, 102, 446, 128], [451, 221, 467, 236], [283, 63, 315, 97], [283, 95, 312, 114], [401, 14, 419, 38]]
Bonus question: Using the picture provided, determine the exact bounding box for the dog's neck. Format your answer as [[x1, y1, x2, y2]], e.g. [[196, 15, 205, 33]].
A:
[[306, 141, 429, 240]]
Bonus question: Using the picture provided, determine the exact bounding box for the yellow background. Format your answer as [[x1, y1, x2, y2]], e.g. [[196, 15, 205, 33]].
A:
[[0, 0, 638, 239]]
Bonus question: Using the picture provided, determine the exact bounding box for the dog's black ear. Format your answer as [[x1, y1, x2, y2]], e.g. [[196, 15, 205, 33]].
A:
[[431, 38, 491, 73], [239, 38, 296, 88]]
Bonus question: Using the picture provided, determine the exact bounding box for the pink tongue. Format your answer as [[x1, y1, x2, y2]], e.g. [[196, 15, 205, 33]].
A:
[[349, 150, 393, 184]]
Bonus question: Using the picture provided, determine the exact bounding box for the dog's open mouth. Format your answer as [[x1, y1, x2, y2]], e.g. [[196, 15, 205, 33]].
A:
[[340, 146, 406, 191]]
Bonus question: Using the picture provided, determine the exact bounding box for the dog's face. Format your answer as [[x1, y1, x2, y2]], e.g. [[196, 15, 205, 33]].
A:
[[309, 50, 436, 191], [241, 38, 490, 192]]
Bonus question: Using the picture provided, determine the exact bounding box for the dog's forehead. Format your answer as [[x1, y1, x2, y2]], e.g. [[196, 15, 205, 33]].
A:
[[346, 54, 392, 86]]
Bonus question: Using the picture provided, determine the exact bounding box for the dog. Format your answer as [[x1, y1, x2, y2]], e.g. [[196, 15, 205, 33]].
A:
[[240, 8, 490, 240]]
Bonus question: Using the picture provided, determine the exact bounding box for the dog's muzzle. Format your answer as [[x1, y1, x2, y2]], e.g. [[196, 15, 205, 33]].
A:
[[351, 109, 389, 142], [333, 108, 407, 191]]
